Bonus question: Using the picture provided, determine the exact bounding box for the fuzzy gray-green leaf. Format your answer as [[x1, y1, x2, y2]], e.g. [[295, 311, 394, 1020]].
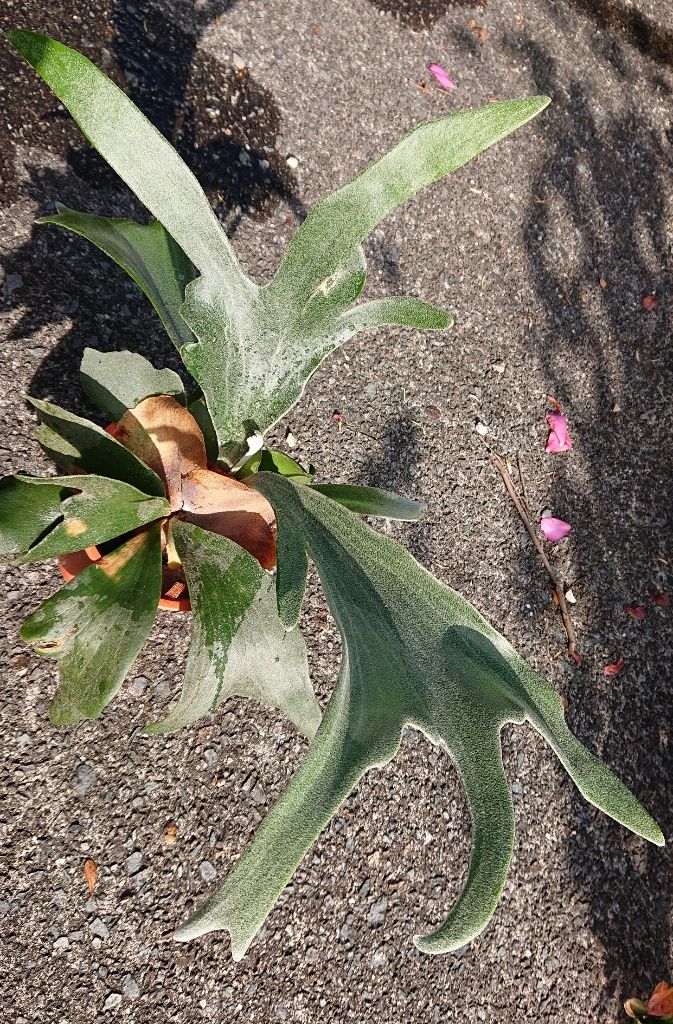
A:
[[80, 348, 185, 421], [146, 523, 319, 739], [175, 474, 662, 959], [311, 483, 424, 520], [0, 474, 72, 560], [29, 396, 165, 497], [21, 524, 162, 724], [7, 31, 248, 286], [41, 207, 197, 347], [19, 475, 170, 563]]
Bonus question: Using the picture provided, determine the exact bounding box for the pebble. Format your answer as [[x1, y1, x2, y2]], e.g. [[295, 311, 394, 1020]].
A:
[[286, 155, 299, 169], [90, 918, 109, 940], [475, 421, 489, 436], [199, 860, 217, 883], [367, 898, 388, 927], [491, 359, 506, 374], [232, 51, 246, 70], [126, 852, 143, 875], [72, 763, 97, 796], [122, 975, 140, 1001], [103, 993, 122, 1011], [129, 676, 149, 696], [53, 936, 69, 951]]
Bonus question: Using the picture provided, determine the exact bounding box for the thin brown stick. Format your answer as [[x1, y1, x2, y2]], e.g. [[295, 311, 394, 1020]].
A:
[[490, 452, 577, 659], [516, 451, 533, 521]]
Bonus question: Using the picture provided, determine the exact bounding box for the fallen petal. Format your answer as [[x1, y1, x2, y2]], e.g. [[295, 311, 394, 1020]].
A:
[[651, 590, 670, 607], [545, 413, 573, 453], [427, 63, 456, 90], [604, 657, 625, 677], [625, 605, 647, 621], [641, 293, 658, 311], [540, 516, 572, 542]]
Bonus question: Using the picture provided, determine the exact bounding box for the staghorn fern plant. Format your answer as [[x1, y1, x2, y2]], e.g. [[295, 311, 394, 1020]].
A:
[[1, 29, 664, 961]]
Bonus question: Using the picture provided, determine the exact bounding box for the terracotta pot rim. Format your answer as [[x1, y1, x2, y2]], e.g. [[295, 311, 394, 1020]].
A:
[[57, 545, 191, 612]]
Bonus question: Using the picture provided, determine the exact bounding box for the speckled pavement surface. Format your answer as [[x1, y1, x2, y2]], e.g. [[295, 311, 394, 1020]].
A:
[[1, 1, 672, 1020]]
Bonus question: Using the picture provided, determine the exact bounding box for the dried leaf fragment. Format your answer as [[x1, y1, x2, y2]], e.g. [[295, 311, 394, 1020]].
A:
[[604, 656, 625, 677], [648, 981, 673, 1017], [115, 396, 207, 510], [181, 468, 276, 569], [83, 858, 97, 896], [625, 605, 646, 622]]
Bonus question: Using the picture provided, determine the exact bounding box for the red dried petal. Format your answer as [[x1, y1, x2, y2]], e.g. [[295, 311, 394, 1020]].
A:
[[604, 657, 625, 677]]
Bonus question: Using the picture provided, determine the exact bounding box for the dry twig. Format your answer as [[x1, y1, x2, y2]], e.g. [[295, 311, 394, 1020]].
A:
[[490, 452, 577, 660]]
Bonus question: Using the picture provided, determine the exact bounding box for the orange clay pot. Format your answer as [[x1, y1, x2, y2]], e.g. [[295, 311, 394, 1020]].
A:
[[58, 546, 191, 612]]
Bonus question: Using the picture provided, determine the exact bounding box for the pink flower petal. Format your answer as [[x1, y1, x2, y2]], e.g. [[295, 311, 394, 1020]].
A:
[[604, 656, 624, 677], [545, 412, 573, 453], [428, 63, 456, 90], [539, 516, 572, 542]]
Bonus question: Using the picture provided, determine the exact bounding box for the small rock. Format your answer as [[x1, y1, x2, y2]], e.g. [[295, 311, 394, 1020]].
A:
[[286, 155, 299, 169], [131, 868, 152, 890], [365, 383, 377, 398], [122, 975, 140, 1001], [89, 918, 109, 940], [200, 861, 217, 883], [250, 783, 266, 805], [72, 763, 97, 796], [564, 589, 577, 605], [371, 949, 387, 968], [126, 852, 142, 876], [367, 898, 388, 927], [3, 272, 23, 297], [232, 51, 246, 70], [129, 676, 149, 696], [103, 993, 122, 1011], [285, 429, 297, 448], [53, 936, 69, 951], [491, 359, 506, 374], [475, 421, 489, 436]]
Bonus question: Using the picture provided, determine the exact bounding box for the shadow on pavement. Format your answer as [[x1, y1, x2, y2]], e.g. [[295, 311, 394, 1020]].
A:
[[511, 2, 673, 1007], [0, 0, 303, 409]]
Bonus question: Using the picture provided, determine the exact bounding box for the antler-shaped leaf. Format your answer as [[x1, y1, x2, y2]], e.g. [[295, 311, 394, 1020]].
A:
[[9, 31, 550, 466], [175, 475, 663, 959], [17, 474, 169, 562], [41, 207, 197, 348], [29, 397, 165, 496], [146, 522, 320, 739]]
